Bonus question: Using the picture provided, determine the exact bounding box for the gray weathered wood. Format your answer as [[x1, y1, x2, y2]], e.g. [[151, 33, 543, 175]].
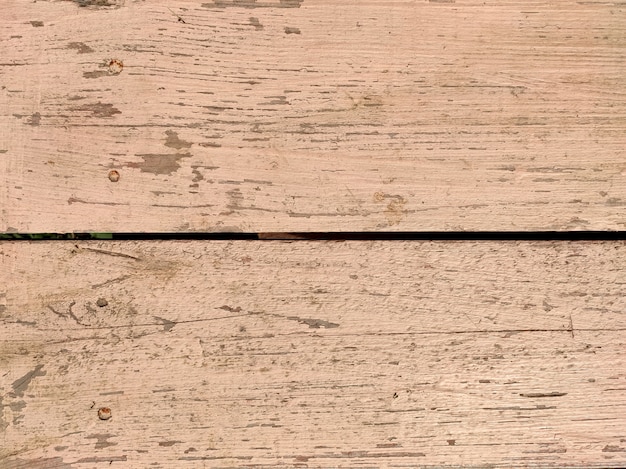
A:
[[1, 241, 625, 467], [2, 1, 626, 232]]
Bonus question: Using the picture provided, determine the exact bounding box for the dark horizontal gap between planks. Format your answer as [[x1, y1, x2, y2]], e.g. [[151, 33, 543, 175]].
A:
[[2, 232, 626, 241]]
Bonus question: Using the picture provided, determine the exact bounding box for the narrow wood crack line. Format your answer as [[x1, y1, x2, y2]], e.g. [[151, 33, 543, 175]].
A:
[[66, 300, 86, 326], [80, 247, 140, 260], [37, 313, 250, 333]]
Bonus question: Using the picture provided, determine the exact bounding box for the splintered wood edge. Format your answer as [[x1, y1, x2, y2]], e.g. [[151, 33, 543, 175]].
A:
[[2, 0, 626, 232], [1, 240, 625, 467]]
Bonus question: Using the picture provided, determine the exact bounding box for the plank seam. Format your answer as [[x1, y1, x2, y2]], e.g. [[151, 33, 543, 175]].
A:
[[2, 232, 626, 241]]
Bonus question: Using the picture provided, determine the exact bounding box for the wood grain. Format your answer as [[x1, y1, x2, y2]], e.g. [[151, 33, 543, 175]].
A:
[[2, 1, 626, 232], [2, 240, 625, 467]]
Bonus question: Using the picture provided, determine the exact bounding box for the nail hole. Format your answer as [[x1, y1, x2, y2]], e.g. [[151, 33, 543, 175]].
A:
[[108, 170, 120, 182]]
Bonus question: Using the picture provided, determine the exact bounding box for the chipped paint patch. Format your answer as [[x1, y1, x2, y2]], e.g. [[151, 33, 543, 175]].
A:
[[12, 364, 46, 397], [129, 153, 192, 175], [3, 458, 73, 469], [87, 433, 118, 449], [159, 440, 181, 447], [76, 456, 127, 463], [72, 0, 125, 8], [83, 59, 123, 78], [0, 397, 8, 431], [9, 400, 27, 425], [83, 70, 108, 79], [203, 0, 303, 8], [72, 102, 121, 117], [165, 130, 192, 150], [67, 42, 94, 54], [26, 112, 41, 126], [249, 17, 264, 30], [154, 316, 176, 331], [287, 316, 339, 328]]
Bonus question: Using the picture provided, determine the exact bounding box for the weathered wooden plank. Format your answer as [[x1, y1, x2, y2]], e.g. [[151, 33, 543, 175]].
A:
[[1, 240, 625, 467], [2, 1, 626, 232]]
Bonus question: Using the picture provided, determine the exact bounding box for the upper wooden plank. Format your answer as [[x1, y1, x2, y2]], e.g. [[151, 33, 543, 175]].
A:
[[2, 0, 625, 233]]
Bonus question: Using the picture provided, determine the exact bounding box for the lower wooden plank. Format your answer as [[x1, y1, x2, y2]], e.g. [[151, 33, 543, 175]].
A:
[[1, 241, 625, 468]]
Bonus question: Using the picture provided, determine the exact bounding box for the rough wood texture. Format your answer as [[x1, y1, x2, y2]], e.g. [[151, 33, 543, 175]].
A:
[[2, 1, 626, 232], [2, 240, 625, 467]]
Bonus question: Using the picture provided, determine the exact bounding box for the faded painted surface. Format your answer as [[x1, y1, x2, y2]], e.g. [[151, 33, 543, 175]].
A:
[[1, 241, 625, 467], [1, 1, 626, 232]]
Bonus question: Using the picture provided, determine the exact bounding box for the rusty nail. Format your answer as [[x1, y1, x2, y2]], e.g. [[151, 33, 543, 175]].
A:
[[98, 407, 112, 420], [108, 170, 120, 182]]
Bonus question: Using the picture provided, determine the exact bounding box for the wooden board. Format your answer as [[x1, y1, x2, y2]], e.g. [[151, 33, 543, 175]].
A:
[[2, 1, 626, 233], [2, 240, 625, 467]]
